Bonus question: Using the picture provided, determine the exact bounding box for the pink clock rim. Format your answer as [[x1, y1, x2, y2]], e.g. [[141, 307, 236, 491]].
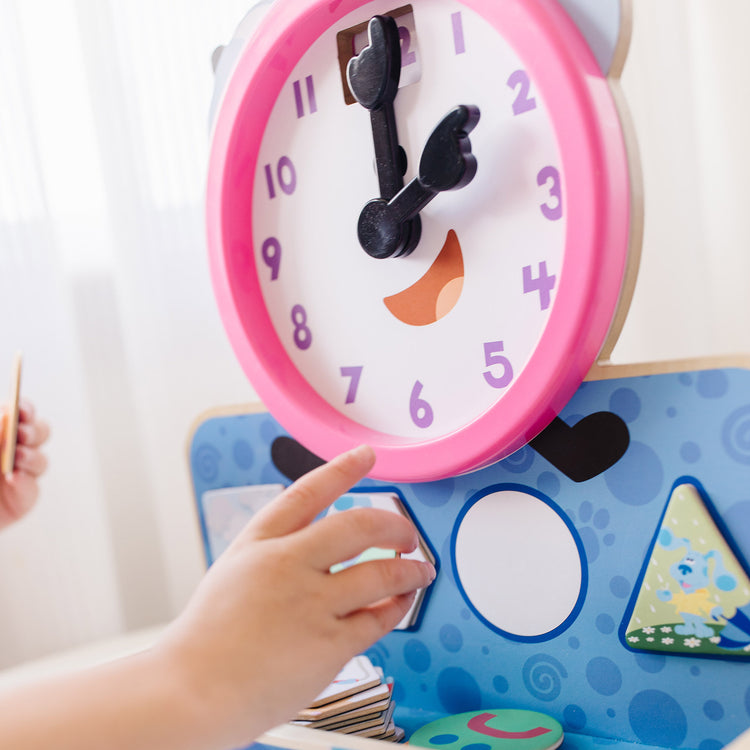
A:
[[206, 0, 631, 482]]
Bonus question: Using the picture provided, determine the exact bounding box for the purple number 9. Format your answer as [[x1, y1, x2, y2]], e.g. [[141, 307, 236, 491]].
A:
[[261, 237, 281, 280]]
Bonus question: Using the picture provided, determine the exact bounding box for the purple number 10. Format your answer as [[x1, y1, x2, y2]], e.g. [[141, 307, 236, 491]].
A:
[[265, 156, 297, 199]]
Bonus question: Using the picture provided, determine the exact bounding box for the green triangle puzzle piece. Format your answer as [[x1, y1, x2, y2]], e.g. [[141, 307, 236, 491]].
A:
[[621, 481, 750, 659]]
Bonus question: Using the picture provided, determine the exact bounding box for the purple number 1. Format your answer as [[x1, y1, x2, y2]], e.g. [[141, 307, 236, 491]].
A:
[[451, 12, 466, 55]]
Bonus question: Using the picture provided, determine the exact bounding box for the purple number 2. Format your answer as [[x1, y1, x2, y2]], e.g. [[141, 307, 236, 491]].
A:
[[399, 26, 417, 66], [507, 69, 536, 115]]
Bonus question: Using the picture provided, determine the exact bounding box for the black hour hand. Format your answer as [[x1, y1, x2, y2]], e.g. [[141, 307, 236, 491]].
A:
[[357, 105, 480, 259], [419, 104, 480, 192]]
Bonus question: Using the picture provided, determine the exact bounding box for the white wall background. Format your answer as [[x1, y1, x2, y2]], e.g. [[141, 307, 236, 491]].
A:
[[0, 0, 748, 669]]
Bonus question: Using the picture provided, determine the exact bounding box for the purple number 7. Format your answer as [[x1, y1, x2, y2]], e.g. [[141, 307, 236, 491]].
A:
[[340, 366, 363, 404]]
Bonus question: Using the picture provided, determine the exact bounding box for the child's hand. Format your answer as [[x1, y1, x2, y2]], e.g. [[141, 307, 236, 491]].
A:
[[0, 400, 50, 529], [158, 444, 436, 749]]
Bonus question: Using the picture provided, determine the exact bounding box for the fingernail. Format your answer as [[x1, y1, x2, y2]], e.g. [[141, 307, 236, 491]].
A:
[[349, 445, 375, 463], [423, 562, 436, 582]]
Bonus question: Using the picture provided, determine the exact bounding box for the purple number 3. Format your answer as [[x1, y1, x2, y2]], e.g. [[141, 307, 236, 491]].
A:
[[537, 165, 562, 221]]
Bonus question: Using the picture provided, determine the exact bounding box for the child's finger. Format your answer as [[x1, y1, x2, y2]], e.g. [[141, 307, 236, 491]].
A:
[[298, 507, 417, 571], [13, 445, 48, 478], [16, 418, 50, 449], [341, 591, 420, 651], [17, 399, 35, 423], [329, 557, 435, 617], [245, 445, 376, 541]]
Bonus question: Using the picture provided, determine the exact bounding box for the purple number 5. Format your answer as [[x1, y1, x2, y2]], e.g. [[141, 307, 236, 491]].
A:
[[483, 341, 513, 389]]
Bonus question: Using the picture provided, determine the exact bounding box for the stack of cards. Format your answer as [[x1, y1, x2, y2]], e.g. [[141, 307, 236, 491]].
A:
[[291, 655, 404, 742]]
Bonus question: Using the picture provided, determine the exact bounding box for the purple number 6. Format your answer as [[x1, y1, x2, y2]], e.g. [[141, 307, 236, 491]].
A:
[[409, 381, 434, 429]]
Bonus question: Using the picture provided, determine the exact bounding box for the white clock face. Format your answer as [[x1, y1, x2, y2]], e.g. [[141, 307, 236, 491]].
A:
[[251, 0, 565, 440]]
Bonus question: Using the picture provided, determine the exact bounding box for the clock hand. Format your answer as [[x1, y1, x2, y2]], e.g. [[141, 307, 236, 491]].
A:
[[357, 105, 480, 259], [346, 15, 408, 202]]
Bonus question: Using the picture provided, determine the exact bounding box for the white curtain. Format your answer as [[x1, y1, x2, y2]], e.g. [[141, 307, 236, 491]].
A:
[[615, 0, 750, 363], [0, 0, 748, 669], [0, 0, 254, 669]]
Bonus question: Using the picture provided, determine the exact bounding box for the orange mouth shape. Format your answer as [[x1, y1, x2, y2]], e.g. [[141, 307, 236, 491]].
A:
[[383, 229, 464, 326]]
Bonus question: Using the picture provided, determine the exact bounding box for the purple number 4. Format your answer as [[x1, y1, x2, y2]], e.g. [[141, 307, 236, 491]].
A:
[[523, 262, 556, 311]]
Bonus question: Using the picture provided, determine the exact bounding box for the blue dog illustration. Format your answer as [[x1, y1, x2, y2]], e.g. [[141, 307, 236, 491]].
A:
[[656, 529, 737, 638]]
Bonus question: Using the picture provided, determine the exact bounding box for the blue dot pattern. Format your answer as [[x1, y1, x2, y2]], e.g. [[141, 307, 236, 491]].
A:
[[189, 368, 750, 750]]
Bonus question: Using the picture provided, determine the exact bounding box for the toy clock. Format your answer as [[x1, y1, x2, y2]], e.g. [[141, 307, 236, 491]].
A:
[[206, 0, 640, 482]]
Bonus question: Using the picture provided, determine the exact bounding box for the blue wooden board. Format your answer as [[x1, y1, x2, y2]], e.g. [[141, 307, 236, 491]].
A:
[[189, 366, 750, 750]]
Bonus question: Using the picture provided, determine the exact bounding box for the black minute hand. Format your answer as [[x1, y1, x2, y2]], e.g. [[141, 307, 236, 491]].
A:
[[357, 105, 480, 260], [346, 15, 406, 201]]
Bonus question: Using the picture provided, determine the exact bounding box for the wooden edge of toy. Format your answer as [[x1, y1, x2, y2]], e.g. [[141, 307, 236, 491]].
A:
[[587, 353, 750, 383], [185, 400, 267, 562], [184, 400, 267, 455], [259, 722, 396, 750], [596, 0, 644, 364], [607, 0, 633, 80], [724, 726, 750, 750], [1, 351, 23, 476]]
